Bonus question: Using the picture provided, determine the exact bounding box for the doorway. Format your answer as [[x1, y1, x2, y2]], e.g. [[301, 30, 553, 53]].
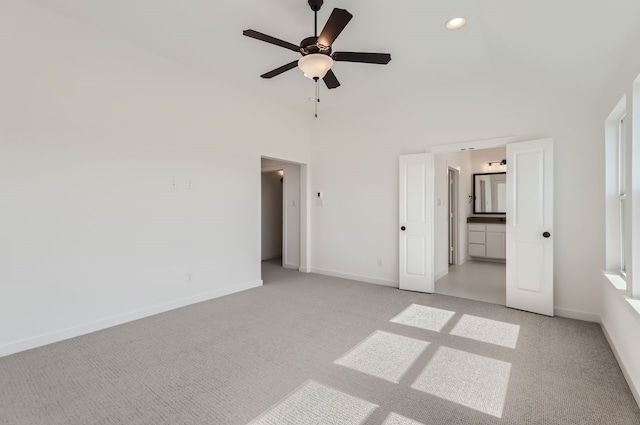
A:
[[436, 147, 507, 305], [260, 157, 308, 281], [261, 168, 283, 263]]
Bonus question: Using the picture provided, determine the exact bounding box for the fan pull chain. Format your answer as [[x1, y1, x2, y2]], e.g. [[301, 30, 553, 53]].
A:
[[314, 77, 320, 118]]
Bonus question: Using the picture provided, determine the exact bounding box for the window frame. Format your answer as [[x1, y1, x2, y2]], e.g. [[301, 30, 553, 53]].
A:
[[618, 114, 627, 276]]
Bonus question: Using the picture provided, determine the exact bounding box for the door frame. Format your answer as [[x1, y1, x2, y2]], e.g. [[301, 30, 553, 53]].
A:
[[260, 156, 309, 274], [448, 167, 460, 266], [421, 136, 554, 316]]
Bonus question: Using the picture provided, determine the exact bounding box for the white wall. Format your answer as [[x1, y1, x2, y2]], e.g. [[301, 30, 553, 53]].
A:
[[0, 1, 310, 356], [469, 147, 507, 175], [309, 74, 602, 318], [598, 26, 640, 406], [261, 171, 283, 260]]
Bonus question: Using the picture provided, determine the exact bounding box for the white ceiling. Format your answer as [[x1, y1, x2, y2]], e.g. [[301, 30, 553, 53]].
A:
[[31, 0, 640, 112]]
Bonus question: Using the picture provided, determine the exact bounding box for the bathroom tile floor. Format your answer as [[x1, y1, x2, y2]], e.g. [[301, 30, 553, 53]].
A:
[[435, 261, 506, 305]]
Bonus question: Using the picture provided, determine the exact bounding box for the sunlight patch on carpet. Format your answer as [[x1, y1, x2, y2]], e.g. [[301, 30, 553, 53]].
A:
[[382, 412, 426, 425], [334, 330, 430, 383], [248, 380, 377, 425], [412, 346, 511, 418], [449, 314, 520, 348], [390, 304, 456, 332]]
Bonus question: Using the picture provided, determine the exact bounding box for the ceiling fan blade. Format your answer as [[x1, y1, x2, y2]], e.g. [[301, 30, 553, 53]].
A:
[[332, 52, 391, 64], [317, 8, 353, 47], [243, 29, 300, 52], [323, 69, 340, 89], [260, 60, 300, 79]]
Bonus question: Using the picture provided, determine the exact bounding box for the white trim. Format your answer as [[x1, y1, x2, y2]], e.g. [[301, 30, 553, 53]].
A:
[[261, 165, 284, 173], [553, 308, 601, 323], [262, 253, 282, 261], [603, 271, 640, 324], [311, 268, 399, 288], [601, 321, 640, 408], [0, 279, 263, 358], [299, 267, 311, 273], [283, 263, 299, 270], [425, 136, 516, 154], [603, 270, 628, 291], [299, 164, 310, 273]]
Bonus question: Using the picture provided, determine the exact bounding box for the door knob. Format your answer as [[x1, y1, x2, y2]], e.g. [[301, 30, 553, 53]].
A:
[[542, 231, 551, 238], [401, 226, 406, 231]]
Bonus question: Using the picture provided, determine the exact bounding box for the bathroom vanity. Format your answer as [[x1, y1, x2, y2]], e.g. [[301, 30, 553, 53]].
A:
[[467, 217, 506, 261]]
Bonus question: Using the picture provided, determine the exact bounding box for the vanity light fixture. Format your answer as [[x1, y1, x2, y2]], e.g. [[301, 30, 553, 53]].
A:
[[445, 17, 466, 30], [488, 159, 507, 170]]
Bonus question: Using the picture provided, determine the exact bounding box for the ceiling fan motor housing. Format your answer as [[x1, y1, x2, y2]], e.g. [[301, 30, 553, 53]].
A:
[[300, 36, 331, 55]]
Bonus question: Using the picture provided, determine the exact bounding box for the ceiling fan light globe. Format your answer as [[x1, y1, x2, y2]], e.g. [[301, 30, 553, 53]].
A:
[[298, 54, 333, 80]]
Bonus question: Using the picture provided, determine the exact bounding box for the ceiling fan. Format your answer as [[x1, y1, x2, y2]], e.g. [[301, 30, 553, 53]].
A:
[[243, 0, 391, 114]]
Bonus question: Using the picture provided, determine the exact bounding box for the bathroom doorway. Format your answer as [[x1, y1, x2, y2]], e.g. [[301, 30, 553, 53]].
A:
[[434, 146, 507, 306]]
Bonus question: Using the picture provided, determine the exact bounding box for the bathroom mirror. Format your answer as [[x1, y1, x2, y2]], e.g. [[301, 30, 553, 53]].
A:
[[473, 172, 507, 214]]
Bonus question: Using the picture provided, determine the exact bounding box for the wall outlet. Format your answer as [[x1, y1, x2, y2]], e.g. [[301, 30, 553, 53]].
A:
[[187, 273, 193, 282], [377, 259, 382, 267]]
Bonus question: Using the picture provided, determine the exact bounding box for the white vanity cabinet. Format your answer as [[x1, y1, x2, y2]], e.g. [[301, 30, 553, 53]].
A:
[[468, 223, 506, 260]]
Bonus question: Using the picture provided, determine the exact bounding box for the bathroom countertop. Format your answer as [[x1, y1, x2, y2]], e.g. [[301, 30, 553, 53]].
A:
[[467, 217, 506, 223]]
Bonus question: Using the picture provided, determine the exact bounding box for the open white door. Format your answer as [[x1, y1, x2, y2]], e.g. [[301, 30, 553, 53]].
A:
[[399, 153, 434, 292], [506, 138, 554, 316]]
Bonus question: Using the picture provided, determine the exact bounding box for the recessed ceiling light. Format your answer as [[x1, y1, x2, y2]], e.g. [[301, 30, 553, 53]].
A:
[[445, 17, 466, 30]]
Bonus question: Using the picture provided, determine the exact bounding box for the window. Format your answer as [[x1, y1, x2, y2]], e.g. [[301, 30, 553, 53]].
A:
[[618, 115, 627, 275], [605, 97, 627, 288], [632, 76, 640, 300]]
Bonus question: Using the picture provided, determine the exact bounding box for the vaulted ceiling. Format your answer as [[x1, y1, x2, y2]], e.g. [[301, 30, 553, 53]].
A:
[[32, 0, 640, 112]]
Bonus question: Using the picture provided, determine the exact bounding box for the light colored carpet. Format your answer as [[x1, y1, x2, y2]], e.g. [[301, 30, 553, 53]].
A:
[[449, 314, 520, 349], [248, 380, 377, 425], [382, 412, 425, 425], [1, 258, 639, 424], [334, 330, 429, 384], [389, 304, 456, 332], [411, 346, 512, 418]]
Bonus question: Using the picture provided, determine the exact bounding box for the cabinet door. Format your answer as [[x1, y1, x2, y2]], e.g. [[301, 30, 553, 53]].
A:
[[486, 231, 506, 259], [468, 231, 485, 244], [469, 244, 486, 257]]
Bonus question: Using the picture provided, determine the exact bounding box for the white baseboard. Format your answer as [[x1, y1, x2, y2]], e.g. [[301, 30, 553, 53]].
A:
[[601, 320, 640, 409], [434, 270, 448, 282], [283, 263, 299, 270], [299, 267, 311, 273], [311, 267, 399, 288], [261, 253, 282, 261], [0, 279, 263, 358], [554, 307, 601, 323]]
